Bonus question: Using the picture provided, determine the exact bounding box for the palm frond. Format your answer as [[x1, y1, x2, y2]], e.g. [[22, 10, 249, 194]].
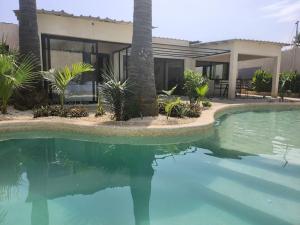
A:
[[162, 85, 177, 96], [13, 54, 41, 89], [195, 84, 209, 98], [41, 62, 94, 106]]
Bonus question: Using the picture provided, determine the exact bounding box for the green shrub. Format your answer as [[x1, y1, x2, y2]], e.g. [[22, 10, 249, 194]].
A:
[[42, 63, 94, 108], [280, 71, 299, 94], [165, 98, 185, 118], [67, 106, 89, 118], [33, 105, 89, 118], [160, 99, 201, 118], [252, 69, 273, 92], [95, 95, 105, 117], [279, 71, 297, 100], [202, 100, 212, 108], [184, 70, 207, 103], [99, 68, 131, 121], [158, 101, 166, 114], [184, 103, 201, 118]]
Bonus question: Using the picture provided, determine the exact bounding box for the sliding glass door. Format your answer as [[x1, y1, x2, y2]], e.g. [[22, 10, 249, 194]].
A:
[[154, 58, 184, 93]]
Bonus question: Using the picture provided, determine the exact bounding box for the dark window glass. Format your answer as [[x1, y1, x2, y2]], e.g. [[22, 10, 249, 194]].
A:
[[196, 61, 229, 80], [154, 58, 184, 93]]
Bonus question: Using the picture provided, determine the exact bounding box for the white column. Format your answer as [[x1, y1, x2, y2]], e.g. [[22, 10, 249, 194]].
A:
[[271, 55, 281, 98], [228, 51, 239, 99]]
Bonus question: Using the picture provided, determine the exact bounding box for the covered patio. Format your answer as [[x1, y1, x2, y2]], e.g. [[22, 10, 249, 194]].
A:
[[192, 39, 288, 99]]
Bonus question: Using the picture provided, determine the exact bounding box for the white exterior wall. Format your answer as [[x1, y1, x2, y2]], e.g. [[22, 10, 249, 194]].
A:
[[0, 23, 19, 49], [239, 47, 300, 73], [37, 14, 133, 44]]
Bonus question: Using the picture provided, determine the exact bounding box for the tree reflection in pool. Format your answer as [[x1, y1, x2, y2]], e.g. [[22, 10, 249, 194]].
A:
[[0, 109, 300, 225]]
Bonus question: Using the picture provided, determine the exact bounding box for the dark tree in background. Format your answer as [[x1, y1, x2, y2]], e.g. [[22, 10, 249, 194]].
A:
[[127, 0, 158, 117]]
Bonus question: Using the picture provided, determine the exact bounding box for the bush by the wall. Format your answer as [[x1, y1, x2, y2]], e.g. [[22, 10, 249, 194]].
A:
[[202, 100, 212, 108], [159, 99, 201, 118], [282, 72, 300, 93], [33, 105, 89, 118], [184, 70, 207, 103], [252, 69, 273, 92]]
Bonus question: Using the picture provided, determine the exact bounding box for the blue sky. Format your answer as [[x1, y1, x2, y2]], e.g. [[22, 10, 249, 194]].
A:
[[0, 0, 299, 43]]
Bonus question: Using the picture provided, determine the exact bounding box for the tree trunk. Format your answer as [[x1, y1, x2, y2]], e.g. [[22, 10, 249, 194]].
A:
[[127, 0, 158, 118], [14, 0, 47, 110], [18, 0, 41, 65]]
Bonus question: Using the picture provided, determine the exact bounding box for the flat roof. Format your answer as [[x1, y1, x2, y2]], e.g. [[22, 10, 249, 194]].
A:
[[14, 9, 133, 25], [194, 38, 290, 47], [13, 9, 290, 47]]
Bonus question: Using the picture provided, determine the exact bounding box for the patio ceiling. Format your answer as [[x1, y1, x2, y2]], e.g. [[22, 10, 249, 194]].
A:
[[125, 45, 230, 58], [153, 46, 230, 58]]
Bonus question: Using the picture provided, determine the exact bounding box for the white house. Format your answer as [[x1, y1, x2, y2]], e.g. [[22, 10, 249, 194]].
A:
[[0, 9, 288, 102]]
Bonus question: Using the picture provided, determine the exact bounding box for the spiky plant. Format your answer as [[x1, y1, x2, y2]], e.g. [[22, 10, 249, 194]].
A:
[[99, 67, 131, 121], [0, 54, 39, 114], [42, 63, 94, 107]]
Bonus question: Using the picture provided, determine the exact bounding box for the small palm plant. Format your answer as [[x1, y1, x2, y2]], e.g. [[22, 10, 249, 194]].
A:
[[0, 54, 39, 114], [196, 84, 211, 108], [279, 71, 296, 101], [99, 67, 131, 121], [195, 84, 209, 103], [42, 63, 94, 107]]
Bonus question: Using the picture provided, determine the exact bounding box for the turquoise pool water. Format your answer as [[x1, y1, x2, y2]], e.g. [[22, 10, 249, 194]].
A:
[[0, 109, 300, 225]]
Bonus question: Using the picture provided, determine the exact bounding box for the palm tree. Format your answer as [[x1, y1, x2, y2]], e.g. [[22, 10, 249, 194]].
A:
[[127, 0, 158, 118], [14, 0, 45, 110], [18, 0, 40, 64], [0, 54, 39, 114], [42, 63, 94, 107]]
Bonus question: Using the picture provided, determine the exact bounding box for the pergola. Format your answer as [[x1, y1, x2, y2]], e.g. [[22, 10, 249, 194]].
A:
[[192, 39, 288, 99]]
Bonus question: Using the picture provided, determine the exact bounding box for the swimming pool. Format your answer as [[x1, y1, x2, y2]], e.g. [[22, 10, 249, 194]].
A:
[[0, 109, 299, 225]]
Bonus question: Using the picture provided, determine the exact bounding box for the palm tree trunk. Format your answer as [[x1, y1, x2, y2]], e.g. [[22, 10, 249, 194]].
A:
[[14, 0, 46, 110], [127, 0, 158, 118], [18, 0, 41, 65]]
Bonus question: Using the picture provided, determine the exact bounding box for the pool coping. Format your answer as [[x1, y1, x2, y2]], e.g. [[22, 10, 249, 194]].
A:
[[0, 102, 300, 137]]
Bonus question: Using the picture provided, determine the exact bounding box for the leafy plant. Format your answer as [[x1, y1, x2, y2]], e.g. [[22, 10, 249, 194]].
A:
[[184, 70, 207, 103], [162, 85, 177, 97], [42, 63, 94, 107], [184, 103, 201, 117], [95, 94, 105, 117], [0, 54, 39, 114], [165, 97, 184, 119], [279, 71, 297, 100], [252, 69, 273, 92], [99, 68, 131, 121], [202, 100, 212, 108], [33, 105, 89, 118], [163, 99, 201, 118], [0, 36, 9, 54]]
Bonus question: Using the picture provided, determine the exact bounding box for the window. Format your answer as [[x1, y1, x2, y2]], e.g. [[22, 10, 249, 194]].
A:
[[41, 34, 130, 103], [196, 61, 229, 80], [154, 58, 184, 93]]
